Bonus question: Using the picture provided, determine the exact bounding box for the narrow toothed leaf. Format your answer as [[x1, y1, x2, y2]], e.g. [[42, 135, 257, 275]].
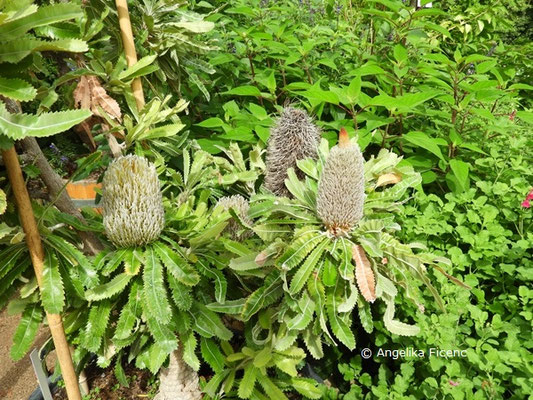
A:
[[201, 338, 225, 373], [383, 297, 420, 336], [82, 301, 112, 353], [143, 246, 171, 324], [41, 250, 64, 313], [182, 331, 200, 371], [153, 242, 200, 286], [10, 303, 42, 360], [197, 258, 227, 303], [167, 273, 193, 311], [289, 238, 328, 296], [277, 227, 324, 270]]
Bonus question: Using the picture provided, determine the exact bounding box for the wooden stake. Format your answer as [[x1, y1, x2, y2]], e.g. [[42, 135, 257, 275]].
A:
[[115, 0, 145, 111], [1, 146, 82, 400]]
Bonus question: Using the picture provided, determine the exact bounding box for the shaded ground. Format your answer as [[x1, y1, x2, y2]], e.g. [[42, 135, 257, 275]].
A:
[[0, 308, 51, 400], [53, 363, 157, 400]]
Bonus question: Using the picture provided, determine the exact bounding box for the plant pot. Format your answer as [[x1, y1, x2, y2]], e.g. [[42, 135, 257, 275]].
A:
[[64, 179, 102, 211]]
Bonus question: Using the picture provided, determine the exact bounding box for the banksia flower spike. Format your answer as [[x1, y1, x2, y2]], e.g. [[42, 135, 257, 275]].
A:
[[216, 195, 253, 241], [102, 155, 165, 248], [264, 107, 321, 197], [316, 128, 365, 237]]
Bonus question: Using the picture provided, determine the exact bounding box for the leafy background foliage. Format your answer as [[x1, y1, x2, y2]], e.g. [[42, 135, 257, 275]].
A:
[[0, 0, 532, 399]]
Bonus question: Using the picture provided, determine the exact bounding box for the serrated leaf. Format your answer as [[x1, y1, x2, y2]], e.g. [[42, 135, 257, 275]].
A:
[[303, 325, 324, 359], [338, 283, 358, 313], [41, 250, 64, 313], [182, 331, 200, 371], [191, 303, 233, 340], [383, 297, 420, 336], [237, 364, 258, 399], [167, 273, 193, 311], [291, 378, 322, 399], [327, 282, 355, 350], [289, 238, 328, 296], [0, 38, 88, 63], [85, 273, 132, 301], [101, 248, 129, 276], [124, 248, 142, 275], [0, 77, 36, 101], [113, 281, 142, 341], [206, 298, 246, 314], [0, 4, 83, 40], [197, 258, 226, 303], [277, 227, 324, 270], [0, 103, 91, 140], [257, 374, 288, 400], [10, 303, 42, 360], [338, 238, 354, 280], [118, 55, 157, 81], [145, 313, 178, 353], [153, 242, 200, 286], [357, 294, 374, 334], [201, 338, 225, 373], [143, 246, 171, 324], [353, 245, 376, 303], [82, 301, 111, 352], [286, 292, 315, 331]]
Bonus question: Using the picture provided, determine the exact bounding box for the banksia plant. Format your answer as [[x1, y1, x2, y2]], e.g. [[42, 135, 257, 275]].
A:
[[216, 194, 252, 241], [102, 155, 165, 248], [316, 127, 365, 237], [264, 107, 321, 196]]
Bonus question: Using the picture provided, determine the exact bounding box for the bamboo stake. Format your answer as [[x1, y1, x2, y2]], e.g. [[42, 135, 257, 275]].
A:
[[115, 0, 145, 111], [2, 146, 82, 400]]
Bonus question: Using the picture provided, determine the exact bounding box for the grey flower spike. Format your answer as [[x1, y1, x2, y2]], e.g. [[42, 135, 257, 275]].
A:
[[316, 128, 365, 237], [216, 195, 252, 241], [102, 155, 165, 248], [264, 107, 321, 197]]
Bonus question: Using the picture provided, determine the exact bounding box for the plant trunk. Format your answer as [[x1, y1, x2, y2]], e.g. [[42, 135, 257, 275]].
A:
[[154, 347, 203, 400]]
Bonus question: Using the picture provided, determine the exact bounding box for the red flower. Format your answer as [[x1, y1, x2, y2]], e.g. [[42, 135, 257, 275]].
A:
[[449, 380, 460, 387], [527, 190, 533, 201], [522, 199, 531, 209]]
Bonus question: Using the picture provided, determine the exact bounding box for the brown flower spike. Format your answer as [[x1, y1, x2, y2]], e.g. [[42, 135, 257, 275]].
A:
[[316, 127, 366, 237]]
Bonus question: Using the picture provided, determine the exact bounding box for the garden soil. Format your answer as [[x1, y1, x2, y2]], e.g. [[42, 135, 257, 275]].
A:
[[0, 308, 52, 400]]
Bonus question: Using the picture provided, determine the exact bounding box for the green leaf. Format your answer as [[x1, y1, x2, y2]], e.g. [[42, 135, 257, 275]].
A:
[[289, 238, 328, 295], [383, 297, 420, 336], [223, 86, 262, 96], [0, 103, 91, 139], [82, 301, 111, 352], [206, 298, 246, 314], [196, 117, 225, 128], [286, 292, 315, 331], [0, 38, 88, 63], [145, 312, 178, 353], [0, 4, 82, 40], [191, 303, 233, 340], [10, 303, 42, 360], [41, 250, 64, 314], [291, 378, 322, 399], [175, 20, 214, 33], [403, 131, 445, 161], [327, 281, 355, 349], [153, 242, 200, 286], [143, 246, 172, 324], [85, 273, 132, 301], [239, 365, 258, 399], [197, 258, 227, 303], [118, 55, 157, 81], [302, 87, 339, 105], [0, 77, 36, 101], [182, 331, 200, 371], [114, 281, 142, 340], [167, 273, 193, 311], [201, 338, 225, 373], [0, 189, 6, 215], [258, 374, 288, 400], [253, 347, 272, 368], [277, 227, 324, 270], [449, 159, 469, 191]]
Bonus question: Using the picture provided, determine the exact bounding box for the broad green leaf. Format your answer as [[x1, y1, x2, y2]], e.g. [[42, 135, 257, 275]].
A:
[[118, 55, 157, 81], [85, 273, 132, 301], [0, 103, 91, 139], [182, 331, 200, 371], [201, 338, 225, 373], [403, 131, 445, 161], [10, 303, 42, 360], [449, 159, 470, 191], [153, 242, 200, 286], [196, 117, 225, 128], [143, 246, 172, 324], [238, 365, 258, 399], [41, 250, 64, 314], [223, 86, 261, 96], [0, 77, 36, 101], [0, 38, 88, 63]]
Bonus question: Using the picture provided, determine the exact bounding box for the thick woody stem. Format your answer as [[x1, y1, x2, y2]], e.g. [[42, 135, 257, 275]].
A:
[[2, 146, 82, 400]]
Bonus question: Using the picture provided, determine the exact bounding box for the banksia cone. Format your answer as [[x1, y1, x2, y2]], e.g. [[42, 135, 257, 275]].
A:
[[102, 155, 165, 248], [316, 128, 365, 237], [216, 195, 252, 241], [264, 107, 321, 196]]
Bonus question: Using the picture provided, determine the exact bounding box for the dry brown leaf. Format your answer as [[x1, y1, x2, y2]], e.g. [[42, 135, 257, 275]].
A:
[[352, 244, 376, 303], [73, 75, 91, 110], [255, 251, 268, 266], [376, 172, 402, 187], [87, 76, 122, 121]]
